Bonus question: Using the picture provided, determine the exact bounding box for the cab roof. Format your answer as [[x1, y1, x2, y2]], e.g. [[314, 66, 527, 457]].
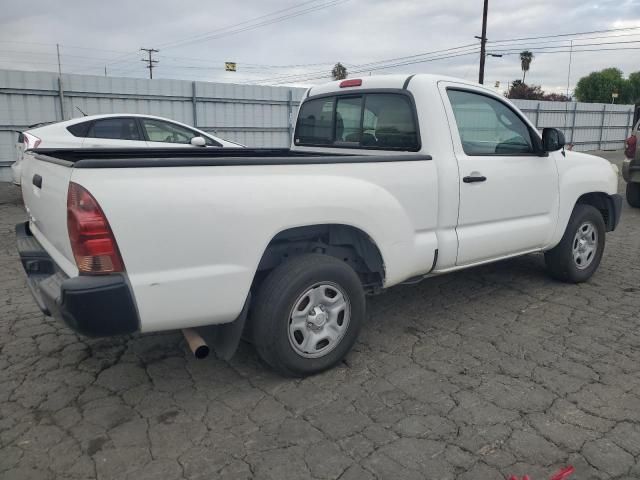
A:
[[305, 73, 490, 98]]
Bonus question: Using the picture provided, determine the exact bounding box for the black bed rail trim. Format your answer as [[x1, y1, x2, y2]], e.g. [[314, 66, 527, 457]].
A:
[[31, 148, 432, 168]]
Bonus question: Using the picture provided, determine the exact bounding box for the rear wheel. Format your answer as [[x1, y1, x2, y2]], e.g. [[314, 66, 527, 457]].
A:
[[545, 204, 605, 283], [252, 254, 365, 377], [626, 182, 640, 208]]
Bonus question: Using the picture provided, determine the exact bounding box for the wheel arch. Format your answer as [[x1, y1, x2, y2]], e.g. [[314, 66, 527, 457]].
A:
[[255, 224, 386, 293], [576, 192, 619, 232]]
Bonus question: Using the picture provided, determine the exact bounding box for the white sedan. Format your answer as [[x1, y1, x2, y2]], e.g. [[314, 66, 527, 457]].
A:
[[11, 114, 242, 185]]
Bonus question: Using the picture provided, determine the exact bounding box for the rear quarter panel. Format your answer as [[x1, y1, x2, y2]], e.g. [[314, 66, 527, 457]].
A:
[[70, 160, 439, 332]]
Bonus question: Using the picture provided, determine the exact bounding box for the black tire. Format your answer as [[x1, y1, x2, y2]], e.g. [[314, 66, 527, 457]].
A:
[[626, 182, 640, 208], [251, 254, 365, 377], [544, 204, 605, 283]]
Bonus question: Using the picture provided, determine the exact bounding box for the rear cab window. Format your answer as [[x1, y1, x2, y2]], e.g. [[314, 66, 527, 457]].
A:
[[294, 92, 420, 151]]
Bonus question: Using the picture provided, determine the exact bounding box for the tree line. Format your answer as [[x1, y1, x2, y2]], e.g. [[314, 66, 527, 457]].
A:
[[506, 52, 640, 104]]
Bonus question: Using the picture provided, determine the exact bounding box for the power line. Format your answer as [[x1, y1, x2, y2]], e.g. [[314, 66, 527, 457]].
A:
[[245, 43, 480, 84], [259, 36, 640, 86], [490, 39, 640, 54], [488, 26, 640, 44], [156, 0, 324, 49], [267, 49, 482, 85], [158, 0, 349, 50], [484, 31, 640, 49], [492, 46, 640, 56], [91, 27, 640, 78], [69, 0, 351, 73]]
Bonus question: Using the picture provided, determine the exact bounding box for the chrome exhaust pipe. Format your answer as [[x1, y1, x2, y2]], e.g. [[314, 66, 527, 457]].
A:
[[182, 328, 210, 359]]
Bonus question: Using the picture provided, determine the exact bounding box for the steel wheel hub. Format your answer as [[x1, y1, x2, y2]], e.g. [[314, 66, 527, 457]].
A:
[[307, 305, 328, 330], [572, 221, 597, 270], [288, 282, 351, 359]]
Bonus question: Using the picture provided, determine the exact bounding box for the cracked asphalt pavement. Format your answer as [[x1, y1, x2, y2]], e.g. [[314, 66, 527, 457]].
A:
[[1, 151, 639, 480]]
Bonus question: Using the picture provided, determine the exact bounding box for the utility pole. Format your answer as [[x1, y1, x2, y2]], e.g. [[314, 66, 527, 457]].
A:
[[477, 0, 489, 84], [56, 43, 62, 76], [565, 40, 573, 99], [140, 48, 159, 79]]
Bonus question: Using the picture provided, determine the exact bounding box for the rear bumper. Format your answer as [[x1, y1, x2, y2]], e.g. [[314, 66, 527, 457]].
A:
[[16, 222, 139, 337]]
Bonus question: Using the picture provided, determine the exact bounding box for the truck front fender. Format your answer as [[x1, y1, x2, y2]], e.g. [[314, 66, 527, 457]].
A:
[[549, 151, 619, 247]]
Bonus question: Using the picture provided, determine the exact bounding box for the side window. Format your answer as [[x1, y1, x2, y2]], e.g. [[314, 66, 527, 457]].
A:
[[295, 98, 335, 145], [203, 135, 222, 147], [447, 89, 534, 155], [142, 119, 196, 144], [294, 93, 419, 150], [67, 121, 92, 137], [87, 118, 141, 140]]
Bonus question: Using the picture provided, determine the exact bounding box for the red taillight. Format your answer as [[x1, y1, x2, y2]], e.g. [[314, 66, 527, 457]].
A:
[[67, 182, 124, 274], [339, 79, 362, 88], [23, 132, 41, 150]]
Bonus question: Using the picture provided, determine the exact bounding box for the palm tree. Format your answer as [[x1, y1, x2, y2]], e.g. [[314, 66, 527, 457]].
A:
[[331, 62, 348, 81], [520, 51, 534, 83]]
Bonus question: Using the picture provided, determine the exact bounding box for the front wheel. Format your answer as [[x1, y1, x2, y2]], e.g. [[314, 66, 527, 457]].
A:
[[626, 182, 640, 208], [544, 204, 605, 283], [251, 254, 365, 377]]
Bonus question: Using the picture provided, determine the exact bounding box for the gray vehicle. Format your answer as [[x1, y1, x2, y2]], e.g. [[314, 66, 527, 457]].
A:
[[623, 118, 640, 207]]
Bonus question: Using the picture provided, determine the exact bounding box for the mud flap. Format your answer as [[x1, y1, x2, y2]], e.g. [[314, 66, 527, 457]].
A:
[[209, 293, 251, 361]]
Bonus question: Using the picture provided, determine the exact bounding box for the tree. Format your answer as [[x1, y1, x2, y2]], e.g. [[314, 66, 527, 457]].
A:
[[574, 68, 631, 103], [542, 92, 571, 102], [506, 80, 570, 101], [507, 80, 543, 100], [520, 51, 534, 83], [629, 71, 640, 104], [331, 62, 348, 81]]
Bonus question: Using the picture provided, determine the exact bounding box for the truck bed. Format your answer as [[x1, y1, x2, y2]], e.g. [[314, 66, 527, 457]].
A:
[[32, 147, 431, 168]]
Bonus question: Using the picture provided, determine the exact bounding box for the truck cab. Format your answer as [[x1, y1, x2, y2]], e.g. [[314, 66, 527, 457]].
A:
[[293, 74, 620, 270]]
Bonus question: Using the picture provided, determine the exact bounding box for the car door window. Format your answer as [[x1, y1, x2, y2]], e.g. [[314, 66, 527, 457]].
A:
[[142, 119, 196, 144], [447, 89, 534, 155], [87, 118, 141, 140]]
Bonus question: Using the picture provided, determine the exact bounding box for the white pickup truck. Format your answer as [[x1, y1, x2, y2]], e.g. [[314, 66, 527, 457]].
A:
[[17, 74, 621, 376]]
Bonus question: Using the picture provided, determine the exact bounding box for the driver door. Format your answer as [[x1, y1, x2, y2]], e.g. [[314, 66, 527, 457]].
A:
[[441, 84, 560, 266]]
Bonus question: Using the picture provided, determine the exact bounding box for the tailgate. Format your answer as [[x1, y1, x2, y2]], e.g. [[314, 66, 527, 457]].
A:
[[21, 152, 78, 277]]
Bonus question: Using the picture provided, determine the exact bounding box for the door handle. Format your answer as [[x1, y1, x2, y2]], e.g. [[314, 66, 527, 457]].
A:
[[32, 174, 42, 189], [463, 175, 487, 183]]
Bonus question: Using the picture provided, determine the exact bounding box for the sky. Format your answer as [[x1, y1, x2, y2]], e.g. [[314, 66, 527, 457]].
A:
[[1, 0, 640, 95]]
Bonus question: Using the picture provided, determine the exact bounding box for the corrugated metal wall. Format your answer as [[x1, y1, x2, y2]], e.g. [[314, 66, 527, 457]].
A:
[[0, 69, 635, 172], [0, 69, 306, 170], [511, 99, 634, 152]]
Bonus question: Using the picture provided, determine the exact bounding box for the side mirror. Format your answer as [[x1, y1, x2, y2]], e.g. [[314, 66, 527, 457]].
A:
[[190, 136, 206, 147], [542, 128, 566, 152]]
